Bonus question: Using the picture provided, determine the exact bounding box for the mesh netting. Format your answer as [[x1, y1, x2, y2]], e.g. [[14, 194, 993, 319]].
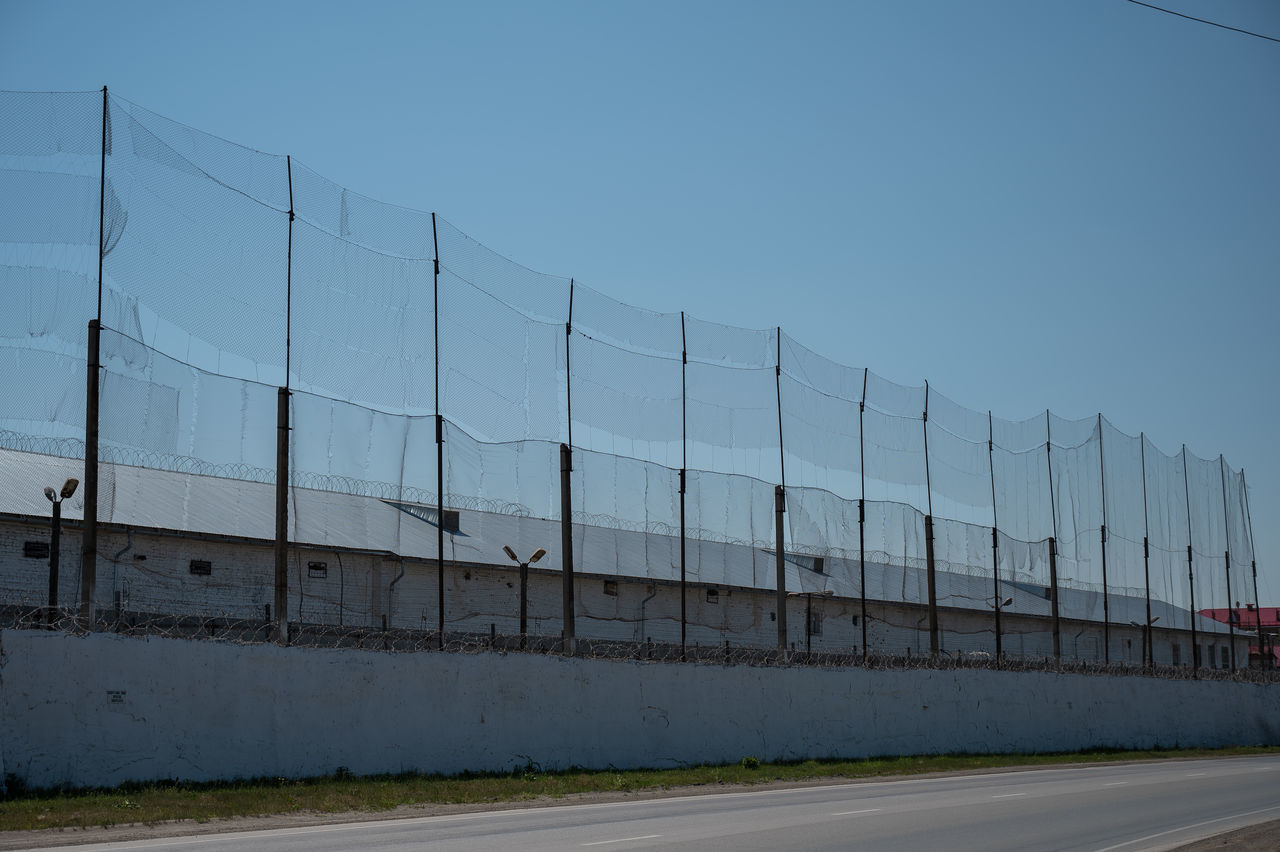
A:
[[0, 91, 1265, 668]]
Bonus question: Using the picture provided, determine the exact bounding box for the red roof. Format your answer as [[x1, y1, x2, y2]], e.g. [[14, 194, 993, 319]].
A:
[[1198, 607, 1280, 629]]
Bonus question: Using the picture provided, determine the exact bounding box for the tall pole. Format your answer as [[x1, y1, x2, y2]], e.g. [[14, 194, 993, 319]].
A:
[[1098, 414, 1110, 663], [1045, 411, 1061, 661], [679, 312, 688, 659], [776, 329, 785, 491], [432, 212, 445, 649], [774, 329, 787, 653], [80, 85, 108, 628], [273, 154, 295, 645], [561, 281, 575, 650], [1140, 433, 1154, 669], [988, 411, 1001, 660], [1219, 455, 1236, 670], [1182, 445, 1198, 672], [1242, 470, 1267, 668], [858, 367, 868, 662], [923, 381, 939, 657]]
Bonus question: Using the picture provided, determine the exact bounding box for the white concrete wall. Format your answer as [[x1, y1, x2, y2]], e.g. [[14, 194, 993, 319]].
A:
[[2, 629, 1277, 791]]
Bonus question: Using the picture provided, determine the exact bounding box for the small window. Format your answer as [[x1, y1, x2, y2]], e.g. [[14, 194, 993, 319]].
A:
[[189, 559, 212, 576], [1171, 643, 1181, 666], [812, 556, 825, 574], [23, 540, 49, 559], [308, 561, 328, 579], [706, 588, 719, 604], [603, 580, 618, 597], [808, 611, 823, 636], [1221, 646, 1229, 668], [851, 615, 859, 626], [441, 509, 460, 533]]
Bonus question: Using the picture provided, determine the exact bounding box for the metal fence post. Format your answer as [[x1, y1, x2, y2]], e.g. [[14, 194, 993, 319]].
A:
[[1242, 470, 1267, 668], [1182, 445, 1198, 672], [1048, 536, 1061, 660], [988, 411, 1001, 660], [1219, 455, 1235, 670], [560, 442, 575, 650], [923, 382, 938, 657], [1098, 414, 1110, 663], [80, 86, 108, 629], [775, 484, 787, 653], [274, 387, 290, 644], [432, 212, 445, 649], [774, 329, 788, 656], [680, 312, 687, 659], [858, 368, 868, 662], [1140, 433, 1154, 669], [1045, 412, 1060, 662], [272, 154, 295, 646]]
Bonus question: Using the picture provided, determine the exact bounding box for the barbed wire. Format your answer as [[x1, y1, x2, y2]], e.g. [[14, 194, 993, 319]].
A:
[[3, 606, 1274, 684]]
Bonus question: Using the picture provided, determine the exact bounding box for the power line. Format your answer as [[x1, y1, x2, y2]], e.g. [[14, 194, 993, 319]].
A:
[[1126, 0, 1280, 44]]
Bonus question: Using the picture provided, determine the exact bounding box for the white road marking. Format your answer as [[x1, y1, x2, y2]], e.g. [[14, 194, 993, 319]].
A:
[[1093, 804, 1280, 852], [832, 808, 883, 816], [991, 793, 1026, 799], [582, 835, 662, 846], [1103, 781, 1128, 787], [1185, 772, 1207, 777]]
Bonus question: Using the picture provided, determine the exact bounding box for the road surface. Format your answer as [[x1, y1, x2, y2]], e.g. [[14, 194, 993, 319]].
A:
[[37, 755, 1280, 851]]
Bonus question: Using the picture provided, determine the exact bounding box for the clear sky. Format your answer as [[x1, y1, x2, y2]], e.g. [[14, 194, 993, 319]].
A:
[[3, 0, 1278, 598]]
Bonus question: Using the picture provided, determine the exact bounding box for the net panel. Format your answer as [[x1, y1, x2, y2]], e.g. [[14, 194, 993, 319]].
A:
[[1185, 449, 1230, 633], [1143, 437, 1192, 631], [778, 333, 864, 502], [570, 333, 682, 468], [685, 316, 779, 482], [96, 327, 277, 539], [289, 219, 436, 409], [103, 96, 288, 382], [0, 92, 102, 449], [1049, 429, 1104, 613], [438, 268, 565, 444]]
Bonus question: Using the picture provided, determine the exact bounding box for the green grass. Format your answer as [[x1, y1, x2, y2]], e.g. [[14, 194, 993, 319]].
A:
[[3, 746, 1278, 833]]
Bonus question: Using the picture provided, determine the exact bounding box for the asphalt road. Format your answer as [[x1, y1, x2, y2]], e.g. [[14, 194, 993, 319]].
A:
[[40, 756, 1280, 852]]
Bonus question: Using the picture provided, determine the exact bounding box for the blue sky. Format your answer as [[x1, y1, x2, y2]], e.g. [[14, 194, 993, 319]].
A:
[[3, 0, 1278, 598]]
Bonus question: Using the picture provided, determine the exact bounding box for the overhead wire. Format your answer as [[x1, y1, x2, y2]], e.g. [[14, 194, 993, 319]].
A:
[[1125, 0, 1280, 44]]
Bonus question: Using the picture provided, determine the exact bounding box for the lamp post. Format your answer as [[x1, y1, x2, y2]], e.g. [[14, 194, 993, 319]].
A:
[[503, 545, 546, 647], [1131, 616, 1159, 669], [991, 595, 1013, 662], [44, 478, 79, 628], [787, 589, 834, 655]]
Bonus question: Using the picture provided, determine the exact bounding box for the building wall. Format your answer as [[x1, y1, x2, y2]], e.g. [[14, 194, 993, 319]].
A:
[[0, 515, 1249, 667], [1, 629, 1277, 791]]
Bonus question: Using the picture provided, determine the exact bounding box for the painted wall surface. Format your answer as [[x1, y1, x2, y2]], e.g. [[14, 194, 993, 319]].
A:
[[2, 630, 1277, 790]]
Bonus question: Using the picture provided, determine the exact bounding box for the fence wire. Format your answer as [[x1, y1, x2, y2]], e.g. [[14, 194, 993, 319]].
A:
[[0, 90, 1269, 673]]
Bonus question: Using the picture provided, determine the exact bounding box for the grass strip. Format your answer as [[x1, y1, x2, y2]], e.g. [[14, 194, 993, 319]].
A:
[[3, 746, 1278, 832]]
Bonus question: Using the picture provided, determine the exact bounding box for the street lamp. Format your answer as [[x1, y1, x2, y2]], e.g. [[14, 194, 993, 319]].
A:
[[503, 545, 546, 646], [44, 478, 79, 627], [787, 589, 834, 655], [1130, 616, 1160, 669]]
